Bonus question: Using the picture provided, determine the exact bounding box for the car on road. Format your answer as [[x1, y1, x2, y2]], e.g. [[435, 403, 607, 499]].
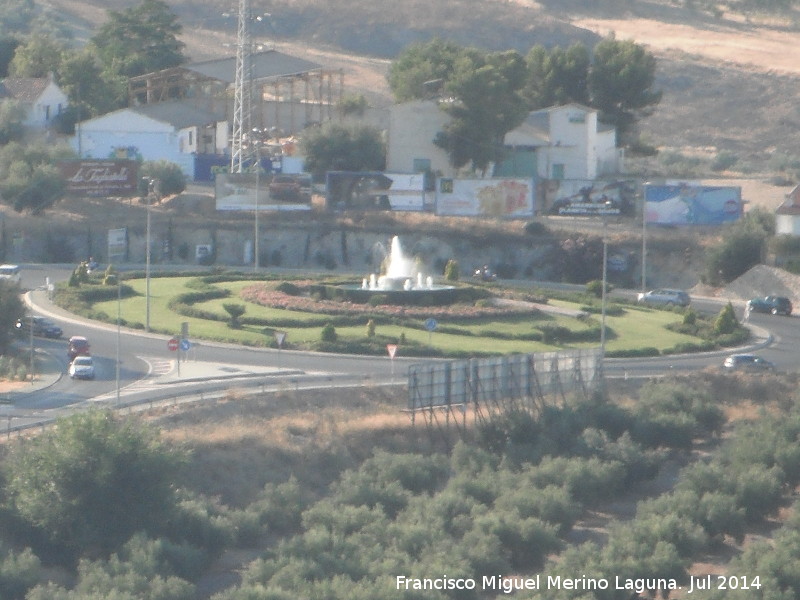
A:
[[723, 353, 775, 373], [636, 288, 691, 307], [68, 355, 95, 380], [67, 335, 91, 362], [0, 264, 21, 284], [14, 316, 63, 338], [747, 295, 792, 316]]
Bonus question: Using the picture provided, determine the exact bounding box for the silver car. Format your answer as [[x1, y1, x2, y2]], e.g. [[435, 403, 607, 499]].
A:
[[68, 356, 95, 380], [723, 354, 775, 373], [637, 288, 691, 307]]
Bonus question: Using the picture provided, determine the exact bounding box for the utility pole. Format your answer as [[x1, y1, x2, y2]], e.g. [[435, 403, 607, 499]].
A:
[[230, 0, 255, 174]]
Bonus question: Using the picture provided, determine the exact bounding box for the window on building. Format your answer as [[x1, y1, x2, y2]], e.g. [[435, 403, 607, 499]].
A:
[[412, 158, 431, 173], [552, 164, 565, 180]]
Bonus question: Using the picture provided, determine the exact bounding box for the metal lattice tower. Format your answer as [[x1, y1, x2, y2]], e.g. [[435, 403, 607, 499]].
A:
[[230, 0, 255, 173]]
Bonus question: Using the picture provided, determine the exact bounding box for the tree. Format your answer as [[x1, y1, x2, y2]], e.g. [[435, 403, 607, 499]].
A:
[[434, 50, 529, 173], [0, 279, 25, 353], [0, 36, 20, 77], [524, 43, 590, 110], [7, 34, 66, 78], [387, 38, 480, 102], [90, 0, 185, 79], [588, 35, 662, 145], [139, 160, 186, 197], [704, 212, 772, 285], [58, 48, 127, 118], [301, 123, 385, 181], [0, 0, 36, 38], [0, 100, 25, 144], [3, 410, 185, 560]]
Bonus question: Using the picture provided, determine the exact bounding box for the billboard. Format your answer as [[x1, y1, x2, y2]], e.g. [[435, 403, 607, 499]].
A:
[[644, 184, 742, 225], [58, 160, 138, 196], [435, 178, 533, 218], [325, 172, 426, 211], [107, 228, 127, 262], [215, 172, 312, 211], [546, 180, 636, 216]]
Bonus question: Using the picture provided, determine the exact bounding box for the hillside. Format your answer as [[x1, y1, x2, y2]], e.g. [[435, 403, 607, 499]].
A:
[[38, 0, 800, 180]]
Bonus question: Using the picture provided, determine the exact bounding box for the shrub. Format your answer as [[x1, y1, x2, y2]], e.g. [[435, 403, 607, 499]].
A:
[[320, 323, 337, 342], [275, 281, 300, 296], [713, 302, 738, 335], [223, 303, 247, 328], [366, 318, 376, 338], [443, 259, 459, 281]]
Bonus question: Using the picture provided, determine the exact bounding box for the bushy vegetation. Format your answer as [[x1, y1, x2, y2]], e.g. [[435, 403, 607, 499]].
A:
[[1, 374, 799, 598]]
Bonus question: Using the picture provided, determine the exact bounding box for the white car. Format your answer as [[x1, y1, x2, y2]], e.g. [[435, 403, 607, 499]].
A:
[[68, 356, 95, 380]]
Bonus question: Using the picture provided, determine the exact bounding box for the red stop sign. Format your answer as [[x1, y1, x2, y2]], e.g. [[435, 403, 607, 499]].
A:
[[167, 338, 179, 351]]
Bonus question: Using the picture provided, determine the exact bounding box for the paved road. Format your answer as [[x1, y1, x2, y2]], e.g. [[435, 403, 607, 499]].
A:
[[3, 263, 784, 434]]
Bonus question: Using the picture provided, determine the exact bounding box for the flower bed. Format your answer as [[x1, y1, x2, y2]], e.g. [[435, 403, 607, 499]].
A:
[[239, 283, 537, 320]]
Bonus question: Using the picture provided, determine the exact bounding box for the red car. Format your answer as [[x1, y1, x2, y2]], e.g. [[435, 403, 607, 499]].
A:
[[67, 336, 91, 362]]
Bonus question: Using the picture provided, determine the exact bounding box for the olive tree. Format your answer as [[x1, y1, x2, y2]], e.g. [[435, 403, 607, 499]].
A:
[[3, 411, 185, 560]]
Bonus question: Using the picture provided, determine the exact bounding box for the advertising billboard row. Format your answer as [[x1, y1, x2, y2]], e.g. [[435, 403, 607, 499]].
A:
[[644, 184, 742, 225]]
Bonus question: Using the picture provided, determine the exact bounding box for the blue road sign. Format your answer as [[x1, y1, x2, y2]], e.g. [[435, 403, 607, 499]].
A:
[[179, 338, 191, 351], [424, 318, 438, 332]]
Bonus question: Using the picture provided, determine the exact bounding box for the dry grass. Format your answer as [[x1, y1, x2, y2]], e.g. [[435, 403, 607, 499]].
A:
[[143, 385, 440, 506]]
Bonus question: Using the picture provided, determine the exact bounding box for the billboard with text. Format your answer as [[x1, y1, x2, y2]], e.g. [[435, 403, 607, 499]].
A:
[[435, 178, 534, 218], [58, 160, 138, 196]]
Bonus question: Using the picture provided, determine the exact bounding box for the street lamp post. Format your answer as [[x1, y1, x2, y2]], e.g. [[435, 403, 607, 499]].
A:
[[600, 219, 609, 363], [28, 314, 34, 384], [116, 278, 121, 403], [145, 179, 155, 332], [641, 191, 648, 293], [254, 142, 261, 271]]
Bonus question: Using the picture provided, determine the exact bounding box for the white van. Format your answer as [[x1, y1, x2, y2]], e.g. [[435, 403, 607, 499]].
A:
[[0, 264, 21, 285]]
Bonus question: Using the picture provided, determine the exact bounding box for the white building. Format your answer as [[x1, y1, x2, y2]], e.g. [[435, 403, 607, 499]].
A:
[[385, 100, 622, 180], [775, 184, 800, 236], [385, 100, 456, 177], [72, 101, 228, 177], [0, 75, 69, 130], [503, 103, 621, 180]]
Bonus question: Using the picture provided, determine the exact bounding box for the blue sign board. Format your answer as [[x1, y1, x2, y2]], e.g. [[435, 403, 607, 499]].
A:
[[424, 318, 438, 332]]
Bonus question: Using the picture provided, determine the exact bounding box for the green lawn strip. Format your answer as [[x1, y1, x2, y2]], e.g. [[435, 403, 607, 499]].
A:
[[602, 310, 697, 352], [329, 325, 556, 354]]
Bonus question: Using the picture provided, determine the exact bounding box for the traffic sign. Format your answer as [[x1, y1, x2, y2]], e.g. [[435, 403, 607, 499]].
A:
[[179, 338, 191, 352], [275, 331, 287, 348], [167, 338, 179, 351], [424, 318, 438, 332], [387, 344, 398, 359]]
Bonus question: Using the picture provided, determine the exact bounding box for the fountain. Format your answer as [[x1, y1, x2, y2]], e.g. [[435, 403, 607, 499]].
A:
[[343, 236, 456, 305]]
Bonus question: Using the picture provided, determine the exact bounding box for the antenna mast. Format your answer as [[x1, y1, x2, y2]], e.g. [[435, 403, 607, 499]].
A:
[[230, 0, 255, 173]]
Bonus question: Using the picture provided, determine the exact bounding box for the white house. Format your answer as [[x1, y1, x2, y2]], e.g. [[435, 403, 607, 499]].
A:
[[385, 100, 622, 180], [0, 75, 69, 130], [503, 103, 621, 180], [72, 101, 228, 177], [775, 184, 800, 235]]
